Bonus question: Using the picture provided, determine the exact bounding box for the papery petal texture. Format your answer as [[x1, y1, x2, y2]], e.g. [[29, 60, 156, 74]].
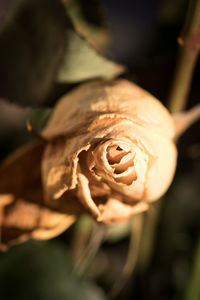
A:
[[41, 80, 177, 223]]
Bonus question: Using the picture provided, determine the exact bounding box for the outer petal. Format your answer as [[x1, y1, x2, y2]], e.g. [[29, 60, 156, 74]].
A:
[[42, 80, 175, 140], [74, 171, 148, 224], [112, 123, 178, 202], [77, 172, 100, 218], [144, 136, 177, 201], [97, 198, 149, 224], [0, 141, 78, 250]]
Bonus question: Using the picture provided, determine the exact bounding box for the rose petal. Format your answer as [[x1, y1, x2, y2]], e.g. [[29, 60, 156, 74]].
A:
[[106, 145, 130, 164], [42, 120, 135, 201], [0, 141, 77, 250], [97, 197, 149, 224], [42, 80, 175, 140], [32, 212, 75, 240], [77, 172, 100, 218], [114, 166, 137, 184], [112, 152, 134, 173]]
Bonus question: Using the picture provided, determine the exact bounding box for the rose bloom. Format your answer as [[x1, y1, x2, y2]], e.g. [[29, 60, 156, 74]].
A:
[[1, 79, 183, 249], [41, 79, 177, 224]]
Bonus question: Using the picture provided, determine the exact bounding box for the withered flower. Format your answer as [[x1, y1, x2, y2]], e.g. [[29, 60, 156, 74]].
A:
[[0, 79, 199, 249], [41, 80, 177, 224]]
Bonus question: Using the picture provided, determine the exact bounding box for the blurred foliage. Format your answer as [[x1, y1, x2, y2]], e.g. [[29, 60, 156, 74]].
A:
[[0, 0, 123, 106], [67, 0, 105, 27], [0, 0, 67, 106], [57, 29, 124, 83], [0, 240, 106, 300], [185, 236, 200, 300], [104, 220, 132, 243], [65, 0, 110, 50], [0, 0, 15, 26], [28, 108, 52, 132]]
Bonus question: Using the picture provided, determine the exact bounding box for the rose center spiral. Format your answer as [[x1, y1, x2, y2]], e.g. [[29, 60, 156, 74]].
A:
[[106, 144, 137, 184], [106, 145, 130, 165]]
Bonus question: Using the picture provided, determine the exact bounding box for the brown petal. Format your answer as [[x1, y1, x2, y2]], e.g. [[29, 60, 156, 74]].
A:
[[77, 172, 100, 218], [42, 118, 135, 202], [97, 197, 149, 224], [0, 141, 77, 250], [31, 210, 75, 240], [42, 80, 175, 140]]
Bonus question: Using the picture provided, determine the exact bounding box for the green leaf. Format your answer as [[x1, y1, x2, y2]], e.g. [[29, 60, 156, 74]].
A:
[[28, 108, 52, 131], [57, 29, 124, 83]]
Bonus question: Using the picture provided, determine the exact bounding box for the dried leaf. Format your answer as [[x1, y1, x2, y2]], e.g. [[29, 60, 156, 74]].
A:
[[0, 141, 81, 250]]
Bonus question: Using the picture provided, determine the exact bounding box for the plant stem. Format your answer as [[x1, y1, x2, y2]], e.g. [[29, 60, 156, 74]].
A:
[[108, 214, 144, 299], [138, 0, 200, 275], [137, 202, 161, 272], [168, 0, 200, 113], [73, 219, 104, 276], [123, 214, 144, 277], [185, 236, 200, 300], [71, 214, 93, 260]]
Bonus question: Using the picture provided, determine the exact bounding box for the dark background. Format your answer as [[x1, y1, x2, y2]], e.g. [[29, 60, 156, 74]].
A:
[[0, 0, 199, 299]]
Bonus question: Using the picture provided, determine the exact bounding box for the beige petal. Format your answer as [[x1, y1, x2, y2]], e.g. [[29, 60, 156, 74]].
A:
[[32, 212, 75, 240], [97, 198, 149, 224], [42, 119, 135, 202], [43, 112, 176, 204], [112, 152, 134, 173], [77, 172, 100, 218], [90, 135, 149, 201], [0, 198, 76, 250], [42, 80, 175, 140], [95, 122, 177, 202]]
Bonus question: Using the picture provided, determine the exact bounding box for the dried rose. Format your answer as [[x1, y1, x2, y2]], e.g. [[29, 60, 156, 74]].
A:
[[0, 79, 199, 249], [41, 80, 177, 223]]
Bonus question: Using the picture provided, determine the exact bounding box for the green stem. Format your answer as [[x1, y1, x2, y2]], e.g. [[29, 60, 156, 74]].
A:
[[168, 0, 200, 113], [138, 0, 200, 275], [108, 214, 144, 299], [185, 236, 200, 300], [123, 214, 144, 276], [137, 202, 161, 272], [73, 220, 104, 276], [71, 214, 93, 260], [168, 47, 198, 112]]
